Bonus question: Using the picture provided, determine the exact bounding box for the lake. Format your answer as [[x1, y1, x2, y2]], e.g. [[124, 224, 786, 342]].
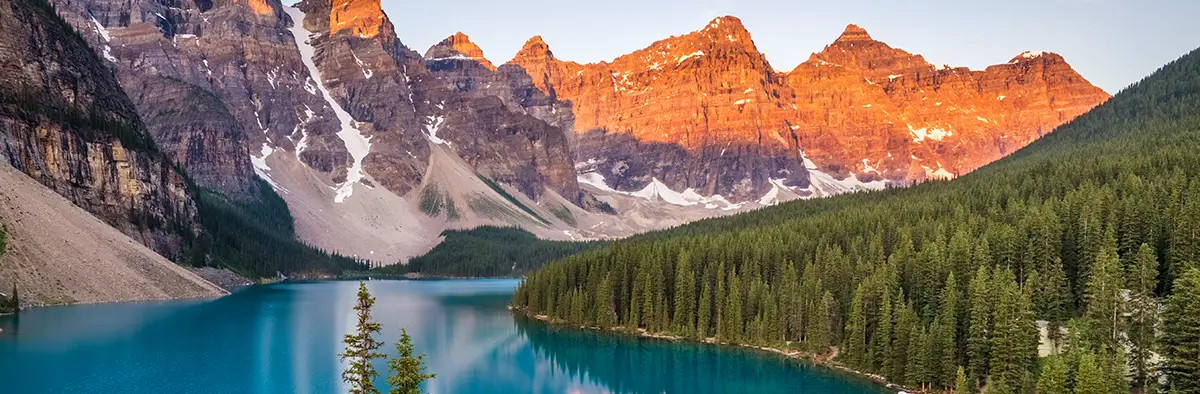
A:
[[0, 279, 892, 393]]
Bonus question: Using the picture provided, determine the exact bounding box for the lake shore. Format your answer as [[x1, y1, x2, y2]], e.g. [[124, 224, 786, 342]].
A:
[[510, 305, 910, 393]]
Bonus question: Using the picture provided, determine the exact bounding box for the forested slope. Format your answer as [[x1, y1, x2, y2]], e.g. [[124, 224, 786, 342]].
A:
[[514, 48, 1200, 393], [375, 227, 604, 277]]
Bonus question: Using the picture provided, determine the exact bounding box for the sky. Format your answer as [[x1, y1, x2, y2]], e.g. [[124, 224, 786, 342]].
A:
[[384, 0, 1199, 94]]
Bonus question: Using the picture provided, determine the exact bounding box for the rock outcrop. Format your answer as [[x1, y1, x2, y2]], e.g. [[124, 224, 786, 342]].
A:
[[0, 0, 199, 259], [508, 19, 1111, 200]]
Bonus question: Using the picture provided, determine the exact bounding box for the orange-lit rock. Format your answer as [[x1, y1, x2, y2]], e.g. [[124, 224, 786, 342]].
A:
[[426, 32, 496, 70], [238, 0, 274, 16], [330, 0, 383, 38], [508, 20, 1110, 189]]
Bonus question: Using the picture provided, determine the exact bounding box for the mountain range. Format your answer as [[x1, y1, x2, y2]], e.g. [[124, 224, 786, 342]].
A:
[[2, 0, 1108, 274]]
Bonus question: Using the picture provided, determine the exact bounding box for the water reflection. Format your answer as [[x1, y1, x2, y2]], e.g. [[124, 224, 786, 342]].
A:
[[514, 316, 890, 394], [0, 280, 886, 394]]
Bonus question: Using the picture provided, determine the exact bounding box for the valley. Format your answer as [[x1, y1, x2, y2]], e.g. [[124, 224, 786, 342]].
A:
[[0, 0, 1196, 393]]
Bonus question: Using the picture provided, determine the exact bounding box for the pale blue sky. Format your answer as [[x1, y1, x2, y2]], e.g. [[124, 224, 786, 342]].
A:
[[385, 0, 1198, 93]]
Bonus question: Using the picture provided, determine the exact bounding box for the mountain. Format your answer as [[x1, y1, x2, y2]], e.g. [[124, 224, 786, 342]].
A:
[[0, 0, 368, 300], [0, 0, 199, 260], [507, 19, 1110, 200], [0, 0, 227, 303], [37, 0, 1110, 265], [512, 46, 1200, 389]]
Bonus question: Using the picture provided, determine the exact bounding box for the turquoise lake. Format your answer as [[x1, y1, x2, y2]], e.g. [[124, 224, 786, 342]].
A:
[[0, 279, 892, 393]]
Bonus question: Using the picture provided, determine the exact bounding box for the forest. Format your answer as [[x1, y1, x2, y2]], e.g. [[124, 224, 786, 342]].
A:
[[513, 48, 1200, 394], [376, 226, 605, 277], [186, 179, 369, 278]]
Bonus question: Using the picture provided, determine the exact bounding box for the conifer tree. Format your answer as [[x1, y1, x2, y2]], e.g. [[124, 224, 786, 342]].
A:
[[1036, 356, 1069, 394], [1075, 353, 1106, 394], [723, 271, 743, 343], [1128, 243, 1160, 388], [845, 284, 869, 368], [1037, 256, 1071, 347], [807, 290, 833, 353], [1085, 229, 1125, 352], [967, 266, 992, 384], [596, 274, 617, 329], [989, 268, 1035, 391], [938, 273, 960, 388], [341, 282, 387, 394], [953, 366, 968, 394], [697, 279, 712, 339], [387, 328, 435, 394], [905, 323, 929, 389], [1169, 181, 1200, 289], [673, 251, 696, 335], [870, 290, 894, 378], [1162, 268, 1200, 394]]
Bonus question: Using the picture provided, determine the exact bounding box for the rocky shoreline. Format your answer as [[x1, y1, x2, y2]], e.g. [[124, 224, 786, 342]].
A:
[[509, 305, 910, 393]]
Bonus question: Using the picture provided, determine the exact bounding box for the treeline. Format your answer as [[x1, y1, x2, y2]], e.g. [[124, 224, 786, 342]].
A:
[[186, 180, 369, 278], [376, 226, 605, 277], [513, 47, 1200, 394]]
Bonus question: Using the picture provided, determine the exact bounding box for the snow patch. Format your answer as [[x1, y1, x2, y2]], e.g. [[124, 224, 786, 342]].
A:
[[888, 74, 902, 80], [676, 51, 704, 64], [997, 95, 1007, 100], [734, 99, 751, 105], [578, 173, 740, 210], [250, 143, 287, 193], [908, 124, 952, 142], [424, 115, 448, 145], [797, 150, 886, 198], [351, 52, 373, 79], [286, 6, 372, 203]]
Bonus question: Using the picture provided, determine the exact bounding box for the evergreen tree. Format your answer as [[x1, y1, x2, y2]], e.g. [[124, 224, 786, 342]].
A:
[[1085, 229, 1126, 352], [596, 274, 617, 329], [989, 268, 1035, 391], [697, 279, 713, 339], [1075, 353, 1106, 394], [967, 266, 992, 384], [386, 328, 435, 394], [938, 273, 960, 388], [1036, 356, 1069, 394], [1037, 257, 1071, 348], [845, 284, 869, 369], [905, 323, 928, 389], [870, 290, 894, 378], [673, 251, 696, 335], [1169, 181, 1200, 290], [723, 271, 743, 343], [1128, 243, 1160, 389], [954, 366, 968, 394], [1162, 268, 1200, 394], [341, 282, 387, 394], [807, 290, 834, 353]]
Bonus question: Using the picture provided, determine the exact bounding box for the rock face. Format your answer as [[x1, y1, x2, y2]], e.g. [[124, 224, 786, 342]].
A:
[[291, 0, 584, 204], [508, 18, 1111, 199], [0, 0, 199, 259], [50, 0, 353, 200], [789, 25, 1111, 180], [509, 16, 808, 201]]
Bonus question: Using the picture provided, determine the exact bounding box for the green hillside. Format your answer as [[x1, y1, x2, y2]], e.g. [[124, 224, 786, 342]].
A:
[[513, 48, 1200, 393], [375, 226, 604, 277]]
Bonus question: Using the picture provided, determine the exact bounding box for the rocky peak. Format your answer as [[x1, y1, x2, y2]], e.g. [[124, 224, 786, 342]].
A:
[[834, 24, 873, 42], [1007, 50, 1063, 64], [514, 35, 553, 60], [426, 32, 496, 70], [330, 0, 384, 38]]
